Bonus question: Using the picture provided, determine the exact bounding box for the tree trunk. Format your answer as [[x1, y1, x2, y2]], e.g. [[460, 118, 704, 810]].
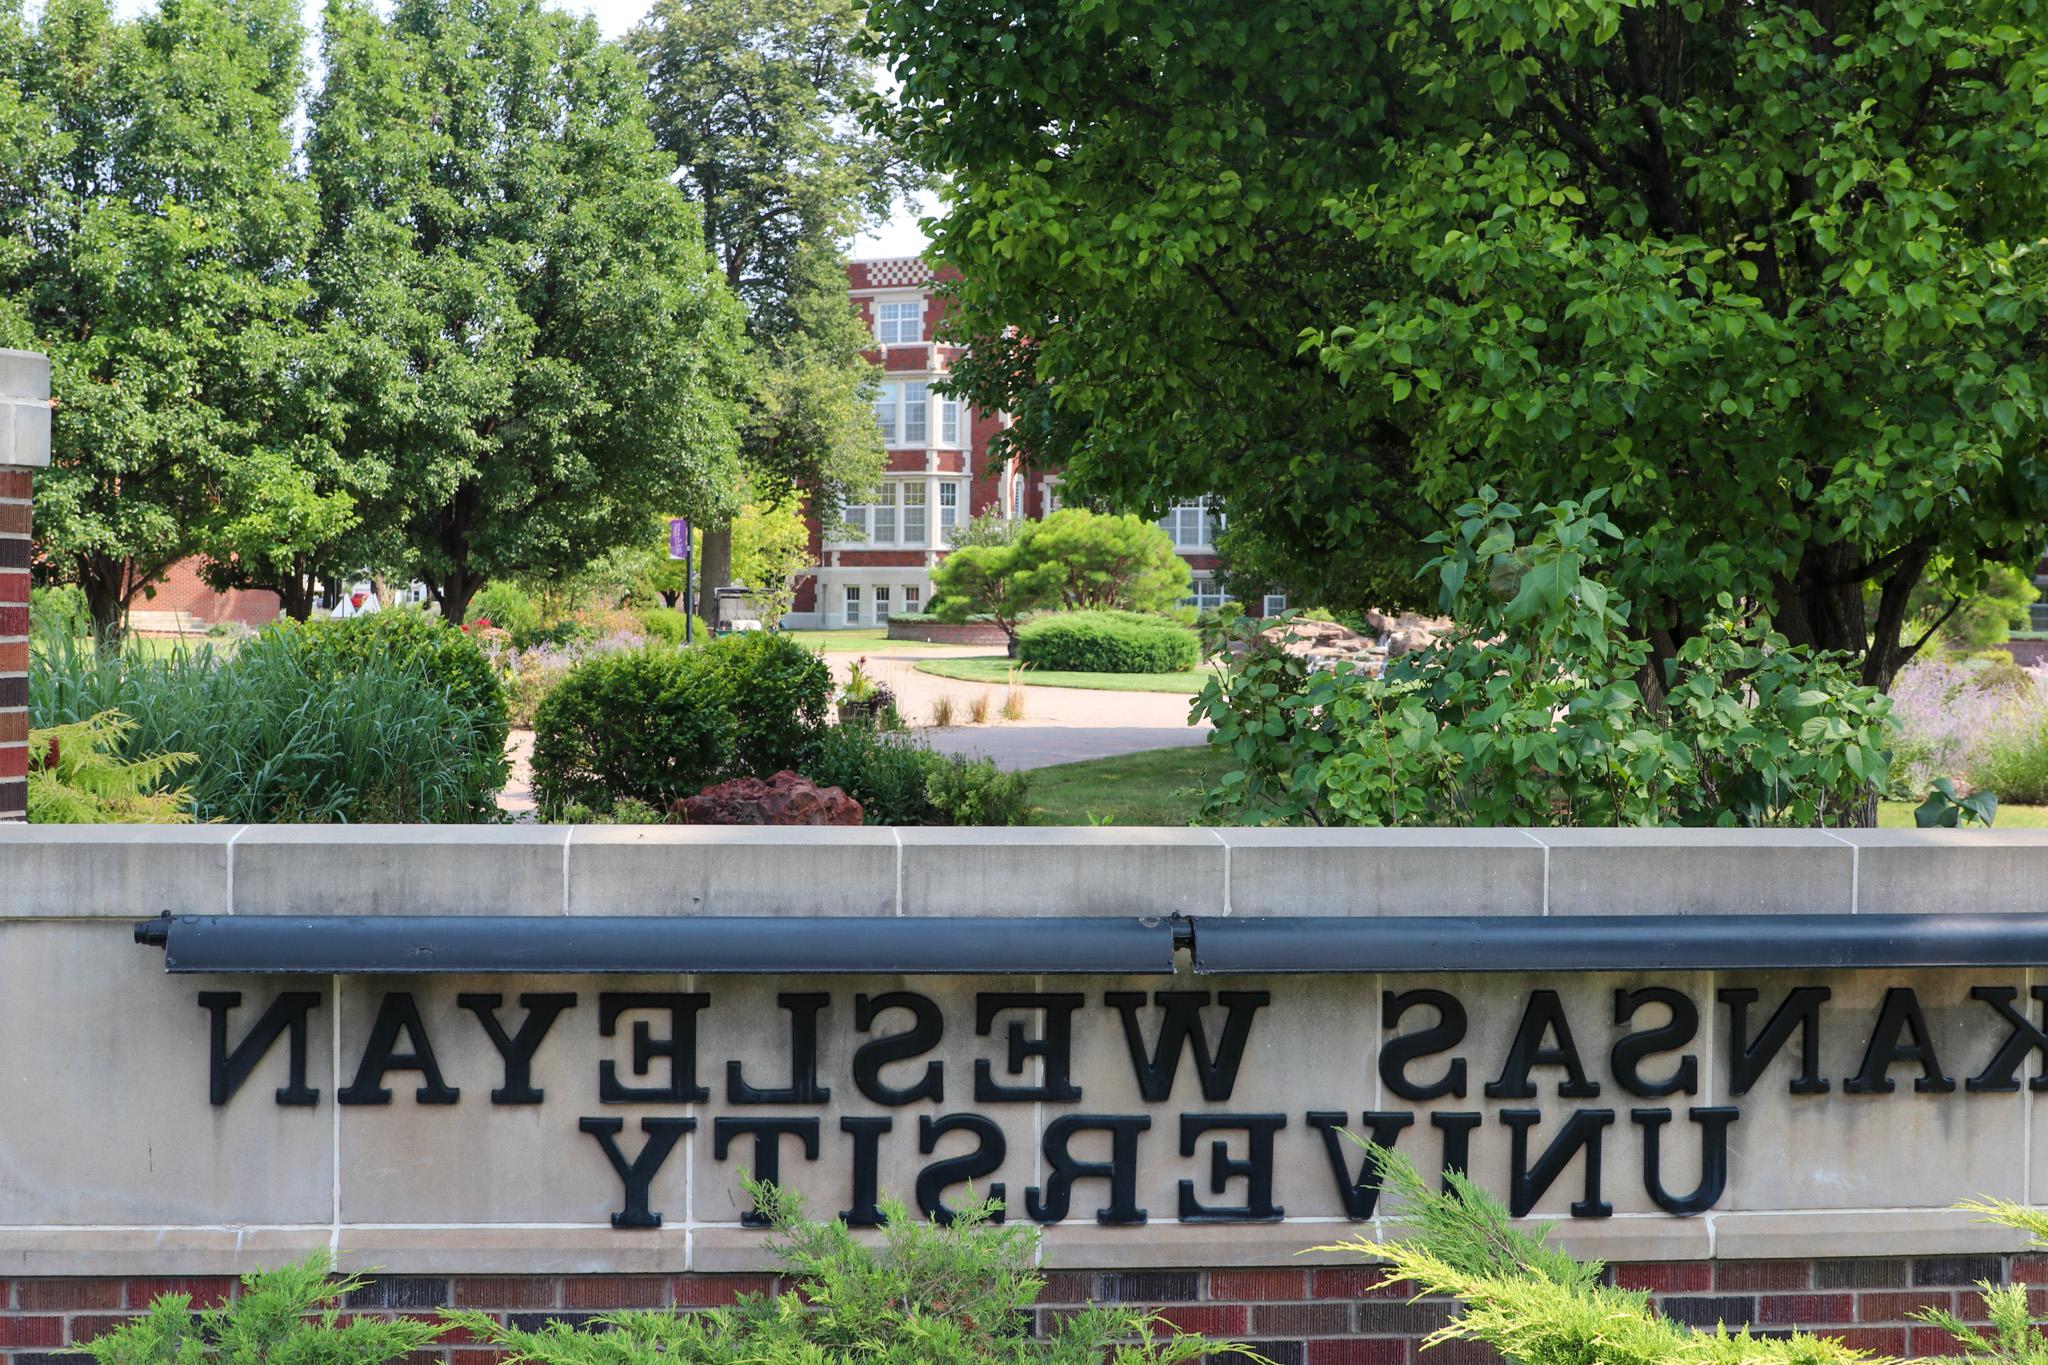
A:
[[699, 525, 733, 597], [80, 557, 127, 648], [437, 566, 482, 628]]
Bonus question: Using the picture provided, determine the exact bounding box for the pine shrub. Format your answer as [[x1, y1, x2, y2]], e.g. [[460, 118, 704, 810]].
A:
[[76, 1256, 443, 1364], [28, 710, 193, 823], [453, 1181, 1250, 1365]]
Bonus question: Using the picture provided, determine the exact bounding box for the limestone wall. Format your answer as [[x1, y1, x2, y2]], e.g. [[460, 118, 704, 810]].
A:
[[2, 825, 2043, 1276]]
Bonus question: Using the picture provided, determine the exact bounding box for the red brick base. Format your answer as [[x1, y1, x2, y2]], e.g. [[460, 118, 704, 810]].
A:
[[0, 467, 28, 821], [2, 1258, 2038, 1363]]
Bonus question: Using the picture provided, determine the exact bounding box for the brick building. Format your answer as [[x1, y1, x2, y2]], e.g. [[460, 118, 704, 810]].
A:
[[782, 258, 1232, 628]]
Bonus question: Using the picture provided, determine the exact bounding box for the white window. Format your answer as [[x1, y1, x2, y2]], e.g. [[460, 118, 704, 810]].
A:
[[938, 483, 960, 542], [1263, 593, 1289, 616], [1160, 498, 1221, 550], [905, 584, 921, 613], [939, 394, 961, 446], [843, 584, 861, 624], [902, 482, 928, 544], [1011, 473, 1025, 518], [876, 299, 921, 344], [874, 585, 892, 622], [1184, 575, 1228, 611], [873, 385, 897, 443], [872, 491, 897, 544], [902, 380, 929, 445]]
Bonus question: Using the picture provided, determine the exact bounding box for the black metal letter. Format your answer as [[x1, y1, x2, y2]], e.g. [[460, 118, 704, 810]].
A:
[[917, 1112, 1007, 1225], [1967, 986, 2048, 1093], [712, 1118, 822, 1227], [338, 993, 458, 1105], [1634, 1107, 1737, 1216], [598, 993, 710, 1103], [581, 1116, 693, 1229], [459, 992, 576, 1104], [1025, 1115, 1150, 1225], [1720, 986, 1830, 1095], [728, 994, 832, 1104], [1611, 987, 1699, 1098], [853, 992, 943, 1105], [1487, 990, 1599, 1099], [199, 991, 320, 1106], [1306, 1111, 1414, 1220], [1432, 1111, 1483, 1182], [839, 1116, 894, 1227], [1176, 1114, 1286, 1222], [1503, 1108, 1614, 1218], [1847, 987, 1955, 1094], [1380, 989, 1468, 1101], [974, 993, 1083, 1102], [1106, 991, 1269, 1102]]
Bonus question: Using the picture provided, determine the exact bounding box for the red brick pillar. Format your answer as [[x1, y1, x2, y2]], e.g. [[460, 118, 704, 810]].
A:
[[0, 350, 50, 822]]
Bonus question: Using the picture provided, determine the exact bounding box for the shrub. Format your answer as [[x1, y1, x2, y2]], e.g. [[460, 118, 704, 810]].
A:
[[1197, 492, 1893, 827], [78, 1255, 443, 1365], [28, 583, 89, 642], [636, 609, 710, 645], [1890, 659, 2048, 804], [28, 710, 193, 823], [31, 632, 506, 822], [1019, 609, 1200, 673], [465, 581, 542, 639], [296, 609, 509, 754], [807, 726, 1031, 825], [454, 1180, 1239, 1365], [924, 753, 1031, 825], [1320, 1146, 1865, 1365], [704, 630, 833, 775], [531, 646, 735, 815]]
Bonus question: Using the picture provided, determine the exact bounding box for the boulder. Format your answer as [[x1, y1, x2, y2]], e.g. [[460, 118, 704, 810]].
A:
[[674, 770, 864, 826]]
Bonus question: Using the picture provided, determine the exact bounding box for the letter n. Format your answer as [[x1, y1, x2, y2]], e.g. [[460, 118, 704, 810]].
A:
[[200, 991, 321, 1106]]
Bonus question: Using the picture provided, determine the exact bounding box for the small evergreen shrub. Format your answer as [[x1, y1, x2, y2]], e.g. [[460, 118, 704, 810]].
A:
[[1321, 1145, 1868, 1365], [704, 630, 833, 776], [924, 753, 1031, 825], [531, 646, 736, 815], [453, 1181, 1245, 1365], [1019, 610, 1200, 673], [77, 1255, 443, 1364], [28, 710, 193, 822]]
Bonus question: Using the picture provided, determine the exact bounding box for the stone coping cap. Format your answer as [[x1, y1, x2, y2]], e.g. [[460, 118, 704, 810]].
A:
[[0, 823, 2030, 919]]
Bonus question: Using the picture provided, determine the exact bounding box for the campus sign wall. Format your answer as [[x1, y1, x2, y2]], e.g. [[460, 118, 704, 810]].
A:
[[2, 825, 2045, 1275]]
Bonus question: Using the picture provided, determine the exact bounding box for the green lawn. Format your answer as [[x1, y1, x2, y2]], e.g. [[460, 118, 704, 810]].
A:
[[1028, 746, 1229, 825], [1025, 744, 2048, 829], [918, 655, 1217, 694], [778, 628, 958, 653]]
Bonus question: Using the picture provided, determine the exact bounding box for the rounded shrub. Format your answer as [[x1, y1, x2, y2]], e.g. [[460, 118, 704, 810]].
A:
[[637, 609, 712, 645], [464, 582, 541, 640], [703, 630, 833, 776], [531, 647, 735, 815], [1017, 609, 1200, 673]]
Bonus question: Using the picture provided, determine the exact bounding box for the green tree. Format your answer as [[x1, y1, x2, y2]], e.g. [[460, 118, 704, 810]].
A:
[[309, 0, 750, 625], [930, 508, 1189, 648], [631, 0, 908, 596], [868, 0, 2048, 691], [1, 0, 317, 638]]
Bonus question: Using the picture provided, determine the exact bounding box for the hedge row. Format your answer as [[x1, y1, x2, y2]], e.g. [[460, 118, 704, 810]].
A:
[[1017, 609, 1199, 673]]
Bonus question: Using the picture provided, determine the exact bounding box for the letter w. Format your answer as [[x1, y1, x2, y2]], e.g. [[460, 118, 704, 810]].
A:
[[1106, 991, 1270, 1102]]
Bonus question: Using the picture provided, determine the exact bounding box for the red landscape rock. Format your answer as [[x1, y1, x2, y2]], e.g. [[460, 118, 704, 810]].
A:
[[674, 770, 864, 826]]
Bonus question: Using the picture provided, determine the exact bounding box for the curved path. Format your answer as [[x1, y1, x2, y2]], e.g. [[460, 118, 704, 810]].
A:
[[830, 645, 1211, 771]]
